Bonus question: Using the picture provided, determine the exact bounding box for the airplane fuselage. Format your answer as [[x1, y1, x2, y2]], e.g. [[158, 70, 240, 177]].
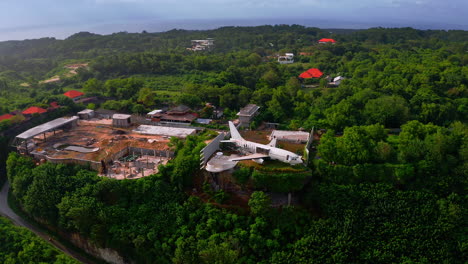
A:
[[230, 138, 303, 165]]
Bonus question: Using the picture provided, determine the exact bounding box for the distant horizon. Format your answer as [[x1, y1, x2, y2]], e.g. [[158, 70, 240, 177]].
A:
[[0, 17, 467, 42]]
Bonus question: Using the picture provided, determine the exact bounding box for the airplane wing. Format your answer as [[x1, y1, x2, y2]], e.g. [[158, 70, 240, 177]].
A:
[[268, 137, 277, 147], [229, 153, 269, 161]]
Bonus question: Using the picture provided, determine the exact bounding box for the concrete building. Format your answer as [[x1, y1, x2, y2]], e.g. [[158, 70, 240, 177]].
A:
[[112, 114, 132, 128], [269, 130, 311, 143], [133, 125, 196, 138], [237, 104, 260, 127], [77, 109, 95, 120]]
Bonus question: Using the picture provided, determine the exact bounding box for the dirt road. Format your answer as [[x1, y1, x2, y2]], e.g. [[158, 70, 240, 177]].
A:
[[0, 181, 95, 264]]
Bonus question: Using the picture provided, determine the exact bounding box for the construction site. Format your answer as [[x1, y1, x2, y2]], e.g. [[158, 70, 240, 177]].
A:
[[13, 114, 198, 179]]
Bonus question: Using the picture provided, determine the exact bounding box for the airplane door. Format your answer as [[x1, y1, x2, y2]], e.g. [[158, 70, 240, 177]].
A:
[[256, 147, 270, 155]]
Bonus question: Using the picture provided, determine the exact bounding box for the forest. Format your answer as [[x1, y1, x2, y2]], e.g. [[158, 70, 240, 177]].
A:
[[0, 216, 78, 263], [0, 25, 467, 263]]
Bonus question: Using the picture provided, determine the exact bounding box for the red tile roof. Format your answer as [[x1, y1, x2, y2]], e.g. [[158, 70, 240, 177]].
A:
[[0, 114, 14, 122], [49, 101, 60, 109], [22, 106, 47, 115], [299, 68, 323, 79], [64, 90, 84, 99], [318, 38, 336, 43]]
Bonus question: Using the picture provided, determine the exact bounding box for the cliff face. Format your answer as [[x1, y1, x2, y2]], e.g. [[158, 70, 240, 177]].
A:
[[64, 232, 131, 264]]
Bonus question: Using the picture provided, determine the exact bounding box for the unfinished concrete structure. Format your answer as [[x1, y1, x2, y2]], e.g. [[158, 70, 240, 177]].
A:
[[269, 130, 311, 143], [237, 104, 260, 128], [133, 125, 196, 138], [77, 109, 95, 120], [112, 114, 132, 128], [14, 117, 177, 180], [14, 116, 79, 154]]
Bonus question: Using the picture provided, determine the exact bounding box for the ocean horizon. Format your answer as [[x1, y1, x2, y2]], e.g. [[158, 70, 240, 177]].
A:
[[1, 17, 467, 42]]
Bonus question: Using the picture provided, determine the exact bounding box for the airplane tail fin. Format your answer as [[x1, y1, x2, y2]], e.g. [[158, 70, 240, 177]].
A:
[[228, 121, 244, 140]]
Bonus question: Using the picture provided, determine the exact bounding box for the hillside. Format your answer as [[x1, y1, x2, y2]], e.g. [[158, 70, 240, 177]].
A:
[[0, 25, 467, 263]]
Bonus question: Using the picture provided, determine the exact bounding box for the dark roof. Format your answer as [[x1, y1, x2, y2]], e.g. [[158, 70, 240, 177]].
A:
[[161, 113, 197, 122], [75, 96, 101, 104], [167, 105, 191, 114], [96, 109, 117, 114]]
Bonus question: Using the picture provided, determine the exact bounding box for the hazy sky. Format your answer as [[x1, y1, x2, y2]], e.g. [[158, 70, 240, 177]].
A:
[[0, 0, 466, 41]]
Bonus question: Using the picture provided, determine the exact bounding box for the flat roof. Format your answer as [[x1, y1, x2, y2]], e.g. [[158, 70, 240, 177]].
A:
[[238, 104, 260, 116], [270, 130, 310, 142], [147, 109, 163, 115], [78, 109, 94, 114], [113, 114, 131, 119], [16, 116, 79, 140], [133, 125, 196, 138], [196, 118, 212, 124]]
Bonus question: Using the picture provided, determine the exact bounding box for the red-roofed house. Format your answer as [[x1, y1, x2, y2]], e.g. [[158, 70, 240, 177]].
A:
[[0, 114, 14, 122], [318, 38, 336, 44], [22, 106, 47, 116], [64, 90, 84, 101], [49, 101, 60, 109], [299, 68, 324, 79]]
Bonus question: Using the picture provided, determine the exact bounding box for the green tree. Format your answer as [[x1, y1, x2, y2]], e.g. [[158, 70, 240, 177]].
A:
[[199, 240, 239, 264], [364, 95, 409, 127], [82, 78, 103, 95], [248, 191, 271, 216]]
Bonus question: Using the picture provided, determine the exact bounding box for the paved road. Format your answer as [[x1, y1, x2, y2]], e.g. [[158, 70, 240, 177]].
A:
[[0, 181, 94, 264]]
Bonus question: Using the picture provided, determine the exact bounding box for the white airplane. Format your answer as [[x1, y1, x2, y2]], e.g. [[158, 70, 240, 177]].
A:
[[222, 121, 303, 165]]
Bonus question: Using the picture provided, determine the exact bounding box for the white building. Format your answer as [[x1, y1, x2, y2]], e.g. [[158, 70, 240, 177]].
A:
[[278, 53, 294, 64], [328, 76, 345, 86], [190, 38, 215, 51]]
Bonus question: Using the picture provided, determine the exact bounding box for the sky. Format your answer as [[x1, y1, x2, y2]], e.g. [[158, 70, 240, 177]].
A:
[[0, 0, 467, 41]]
